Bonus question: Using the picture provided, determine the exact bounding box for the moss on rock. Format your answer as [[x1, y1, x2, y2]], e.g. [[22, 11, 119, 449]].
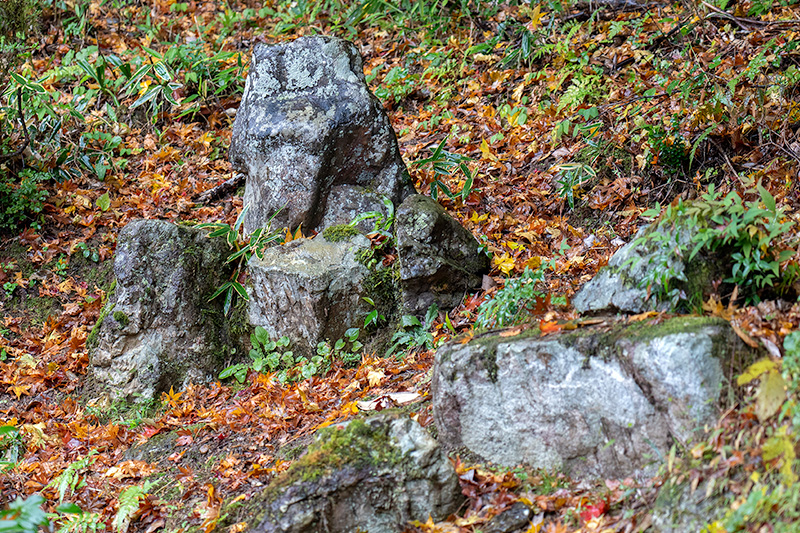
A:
[[112, 310, 129, 328], [322, 224, 361, 242], [87, 280, 116, 350], [270, 419, 403, 492]]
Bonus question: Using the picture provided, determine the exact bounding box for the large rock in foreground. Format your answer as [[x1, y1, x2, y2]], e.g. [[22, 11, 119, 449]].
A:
[[89, 220, 237, 402], [432, 317, 755, 479], [251, 414, 463, 533], [396, 194, 490, 315], [229, 35, 413, 234]]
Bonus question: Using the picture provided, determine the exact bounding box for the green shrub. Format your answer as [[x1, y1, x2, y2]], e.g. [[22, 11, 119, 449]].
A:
[[0, 168, 49, 232], [475, 266, 548, 330]]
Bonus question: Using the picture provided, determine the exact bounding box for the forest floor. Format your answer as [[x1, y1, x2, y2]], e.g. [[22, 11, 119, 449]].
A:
[[1, 0, 800, 532]]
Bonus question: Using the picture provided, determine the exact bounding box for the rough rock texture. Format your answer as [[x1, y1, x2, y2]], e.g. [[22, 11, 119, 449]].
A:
[[252, 414, 463, 533], [433, 317, 754, 479], [248, 234, 377, 355], [572, 218, 723, 315], [89, 220, 236, 402], [650, 479, 726, 532], [396, 194, 489, 315], [320, 184, 391, 233], [229, 35, 413, 234]]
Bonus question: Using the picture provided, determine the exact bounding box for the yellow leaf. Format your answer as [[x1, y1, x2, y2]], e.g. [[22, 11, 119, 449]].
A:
[[494, 253, 516, 275], [737, 358, 778, 385], [529, 4, 544, 29], [480, 139, 499, 162], [755, 370, 787, 422], [762, 425, 798, 486]]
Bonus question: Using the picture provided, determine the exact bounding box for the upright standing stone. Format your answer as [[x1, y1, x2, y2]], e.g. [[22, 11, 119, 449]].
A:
[[88, 220, 238, 402], [229, 36, 414, 234]]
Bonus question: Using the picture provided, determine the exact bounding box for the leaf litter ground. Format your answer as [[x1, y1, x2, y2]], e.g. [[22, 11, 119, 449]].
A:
[[1, 0, 800, 532]]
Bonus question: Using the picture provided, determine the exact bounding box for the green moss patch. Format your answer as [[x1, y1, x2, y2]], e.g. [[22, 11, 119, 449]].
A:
[[322, 224, 360, 242], [271, 418, 403, 490], [86, 280, 116, 350]]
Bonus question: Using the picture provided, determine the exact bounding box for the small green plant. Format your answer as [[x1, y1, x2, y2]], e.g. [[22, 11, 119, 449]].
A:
[[317, 327, 364, 368], [54, 507, 104, 533], [636, 183, 796, 306], [554, 163, 596, 209], [372, 66, 418, 103], [386, 304, 438, 358], [3, 282, 17, 299], [475, 265, 550, 330], [0, 424, 25, 472], [414, 135, 475, 203], [0, 168, 49, 232], [219, 327, 328, 384], [348, 195, 395, 238], [111, 482, 151, 533], [0, 494, 49, 533], [198, 205, 285, 315]]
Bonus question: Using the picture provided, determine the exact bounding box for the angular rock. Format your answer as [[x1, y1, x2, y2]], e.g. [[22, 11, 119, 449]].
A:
[[396, 194, 490, 315], [573, 216, 724, 315], [248, 233, 382, 355], [89, 220, 238, 402], [432, 317, 755, 479], [251, 414, 463, 533], [229, 35, 413, 234]]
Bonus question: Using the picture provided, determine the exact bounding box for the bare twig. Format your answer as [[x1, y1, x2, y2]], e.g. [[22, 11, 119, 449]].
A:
[[0, 87, 31, 161]]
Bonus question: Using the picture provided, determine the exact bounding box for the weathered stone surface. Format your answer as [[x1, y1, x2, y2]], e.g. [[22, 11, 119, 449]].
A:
[[248, 234, 378, 355], [89, 220, 236, 402], [252, 414, 463, 533], [396, 194, 489, 315], [573, 216, 724, 315], [320, 184, 391, 233], [229, 35, 413, 234], [432, 317, 754, 479], [650, 479, 726, 532]]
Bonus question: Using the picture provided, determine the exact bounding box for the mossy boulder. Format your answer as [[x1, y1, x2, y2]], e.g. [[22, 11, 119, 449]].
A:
[[250, 414, 463, 533], [88, 219, 240, 403], [432, 316, 758, 479]]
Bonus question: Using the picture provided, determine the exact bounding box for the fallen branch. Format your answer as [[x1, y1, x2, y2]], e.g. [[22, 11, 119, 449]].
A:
[[195, 172, 246, 204]]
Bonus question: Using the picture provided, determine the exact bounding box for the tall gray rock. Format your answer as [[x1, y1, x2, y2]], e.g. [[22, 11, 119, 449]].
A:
[[88, 220, 238, 402], [432, 316, 755, 479], [229, 35, 414, 234]]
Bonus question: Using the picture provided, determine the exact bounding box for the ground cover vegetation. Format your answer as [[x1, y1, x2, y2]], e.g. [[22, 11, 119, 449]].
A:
[[0, 0, 799, 531]]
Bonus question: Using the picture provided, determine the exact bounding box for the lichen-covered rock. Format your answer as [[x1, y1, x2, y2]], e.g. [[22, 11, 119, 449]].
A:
[[89, 220, 237, 402], [396, 194, 489, 315], [432, 317, 754, 479], [572, 215, 724, 315], [248, 234, 384, 355], [229, 35, 413, 234], [251, 414, 463, 533]]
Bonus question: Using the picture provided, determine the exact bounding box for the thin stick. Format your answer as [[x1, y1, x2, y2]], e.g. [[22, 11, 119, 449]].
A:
[[0, 88, 31, 161]]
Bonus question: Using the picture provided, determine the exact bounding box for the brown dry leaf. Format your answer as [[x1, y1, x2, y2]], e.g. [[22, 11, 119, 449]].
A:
[[731, 321, 760, 348]]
